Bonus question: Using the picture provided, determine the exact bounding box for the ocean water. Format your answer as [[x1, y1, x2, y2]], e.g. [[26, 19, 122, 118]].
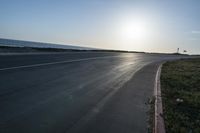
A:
[[0, 38, 92, 50]]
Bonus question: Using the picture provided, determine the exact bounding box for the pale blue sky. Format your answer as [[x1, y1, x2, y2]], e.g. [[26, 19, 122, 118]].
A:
[[0, 0, 200, 54]]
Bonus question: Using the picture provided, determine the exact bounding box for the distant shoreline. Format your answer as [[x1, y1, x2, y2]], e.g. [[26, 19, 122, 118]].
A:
[[0, 38, 196, 56], [0, 45, 145, 54], [0, 45, 195, 57]]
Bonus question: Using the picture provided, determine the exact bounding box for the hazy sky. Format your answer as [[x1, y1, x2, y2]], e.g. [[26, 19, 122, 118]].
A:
[[0, 0, 200, 54]]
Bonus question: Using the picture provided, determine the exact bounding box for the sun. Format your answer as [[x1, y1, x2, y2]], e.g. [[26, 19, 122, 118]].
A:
[[114, 16, 152, 50], [120, 19, 148, 42]]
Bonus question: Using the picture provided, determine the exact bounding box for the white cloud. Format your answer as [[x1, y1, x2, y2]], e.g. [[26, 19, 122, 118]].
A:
[[191, 30, 200, 34], [188, 38, 200, 41]]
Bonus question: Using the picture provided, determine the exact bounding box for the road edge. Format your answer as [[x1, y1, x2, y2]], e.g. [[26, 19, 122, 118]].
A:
[[154, 63, 166, 133]]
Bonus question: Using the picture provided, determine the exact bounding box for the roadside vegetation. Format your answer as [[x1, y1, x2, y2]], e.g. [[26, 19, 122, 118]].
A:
[[161, 58, 200, 133]]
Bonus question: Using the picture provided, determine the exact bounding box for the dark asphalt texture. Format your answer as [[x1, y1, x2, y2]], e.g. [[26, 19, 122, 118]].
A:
[[0, 52, 182, 133]]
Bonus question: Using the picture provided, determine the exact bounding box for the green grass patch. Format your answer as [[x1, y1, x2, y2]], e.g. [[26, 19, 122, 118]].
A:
[[161, 58, 200, 133]]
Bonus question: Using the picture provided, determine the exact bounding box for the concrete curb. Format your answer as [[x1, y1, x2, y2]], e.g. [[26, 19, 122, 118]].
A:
[[154, 63, 166, 133]]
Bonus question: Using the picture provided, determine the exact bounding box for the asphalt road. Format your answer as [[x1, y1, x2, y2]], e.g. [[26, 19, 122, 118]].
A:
[[0, 52, 182, 133]]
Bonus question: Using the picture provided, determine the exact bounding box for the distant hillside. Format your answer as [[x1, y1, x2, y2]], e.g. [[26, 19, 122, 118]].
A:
[[0, 38, 93, 50]]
